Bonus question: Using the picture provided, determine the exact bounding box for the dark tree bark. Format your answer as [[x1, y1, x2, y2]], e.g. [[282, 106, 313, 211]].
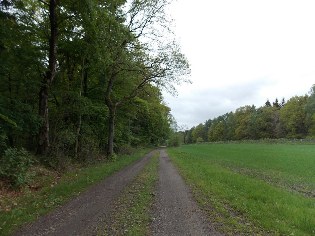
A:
[[74, 60, 86, 158], [83, 67, 88, 97], [107, 104, 117, 156], [37, 0, 58, 155], [104, 68, 117, 156]]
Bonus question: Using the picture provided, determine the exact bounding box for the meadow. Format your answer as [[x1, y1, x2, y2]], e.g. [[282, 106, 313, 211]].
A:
[[168, 143, 315, 235]]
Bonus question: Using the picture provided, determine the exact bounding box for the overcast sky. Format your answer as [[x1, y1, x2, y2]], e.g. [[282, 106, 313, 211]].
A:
[[163, 0, 315, 129]]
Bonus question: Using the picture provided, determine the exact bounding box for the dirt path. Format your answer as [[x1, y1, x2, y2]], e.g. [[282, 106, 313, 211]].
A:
[[13, 149, 222, 236], [13, 151, 156, 236], [151, 149, 222, 236]]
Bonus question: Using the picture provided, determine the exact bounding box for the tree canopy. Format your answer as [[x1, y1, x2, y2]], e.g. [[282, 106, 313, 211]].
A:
[[183, 90, 315, 144]]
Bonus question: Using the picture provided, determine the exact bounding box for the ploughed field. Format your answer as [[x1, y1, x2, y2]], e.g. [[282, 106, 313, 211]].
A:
[[168, 143, 315, 235]]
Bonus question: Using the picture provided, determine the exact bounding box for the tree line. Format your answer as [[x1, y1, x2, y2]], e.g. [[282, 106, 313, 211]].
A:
[[0, 0, 189, 166], [182, 86, 315, 144]]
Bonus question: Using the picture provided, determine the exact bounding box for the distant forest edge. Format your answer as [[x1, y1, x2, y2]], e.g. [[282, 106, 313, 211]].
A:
[[179, 85, 315, 144]]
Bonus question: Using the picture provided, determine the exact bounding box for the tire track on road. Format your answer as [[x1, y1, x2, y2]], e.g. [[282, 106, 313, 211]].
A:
[[151, 149, 222, 236]]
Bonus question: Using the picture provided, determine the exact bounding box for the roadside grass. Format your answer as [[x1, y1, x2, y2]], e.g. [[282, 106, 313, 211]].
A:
[[168, 143, 315, 235], [102, 152, 159, 235], [0, 149, 149, 236]]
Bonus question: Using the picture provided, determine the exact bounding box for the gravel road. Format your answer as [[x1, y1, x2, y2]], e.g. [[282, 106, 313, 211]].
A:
[[151, 149, 222, 236], [13, 149, 222, 236], [13, 151, 156, 236]]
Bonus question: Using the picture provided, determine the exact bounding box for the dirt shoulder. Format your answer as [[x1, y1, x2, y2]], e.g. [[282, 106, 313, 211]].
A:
[[150, 149, 222, 236], [13, 150, 156, 236]]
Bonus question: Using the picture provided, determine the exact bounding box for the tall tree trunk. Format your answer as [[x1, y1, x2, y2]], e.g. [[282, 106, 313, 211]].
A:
[[75, 59, 85, 158], [83, 61, 88, 97], [74, 113, 81, 158], [8, 73, 12, 103], [37, 0, 58, 155], [37, 83, 49, 154], [7, 73, 14, 146], [107, 105, 116, 156]]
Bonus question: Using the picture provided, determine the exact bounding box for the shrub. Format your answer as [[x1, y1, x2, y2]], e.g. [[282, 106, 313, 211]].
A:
[[78, 134, 100, 163], [0, 148, 33, 187], [196, 137, 204, 143], [117, 144, 135, 155], [0, 133, 7, 155], [169, 136, 180, 147]]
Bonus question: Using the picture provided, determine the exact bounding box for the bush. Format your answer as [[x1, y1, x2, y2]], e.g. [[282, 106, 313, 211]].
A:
[[0, 148, 33, 187], [196, 137, 204, 143], [117, 144, 135, 155], [78, 134, 100, 163], [0, 133, 7, 155], [169, 135, 180, 147]]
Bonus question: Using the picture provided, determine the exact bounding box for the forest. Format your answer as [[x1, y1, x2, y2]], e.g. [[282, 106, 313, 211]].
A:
[[0, 0, 189, 186], [182, 87, 315, 144]]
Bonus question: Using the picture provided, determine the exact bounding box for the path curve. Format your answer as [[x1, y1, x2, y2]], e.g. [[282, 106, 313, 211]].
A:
[[13, 151, 156, 236], [151, 149, 222, 236]]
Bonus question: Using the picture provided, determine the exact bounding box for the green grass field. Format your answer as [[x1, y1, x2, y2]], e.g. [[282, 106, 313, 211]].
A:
[[168, 143, 315, 235]]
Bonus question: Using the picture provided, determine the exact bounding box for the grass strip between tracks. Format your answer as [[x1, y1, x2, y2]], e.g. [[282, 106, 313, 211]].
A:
[[102, 152, 159, 235]]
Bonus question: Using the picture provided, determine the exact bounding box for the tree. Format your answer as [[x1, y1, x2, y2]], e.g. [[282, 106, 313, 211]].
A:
[[100, 0, 190, 155], [273, 98, 280, 108], [0, 0, 179, 163], [255, 106, 279, 139], [279, 96, 308, 138], [234, 105, 256, 140], [225, 112, 236, 140], [192, 123, 206, 143], [0, 0, 43, 150], [280, 98, 286, 107], [305, 85, 315, 136], [265, 99, 271, 107], [208, 120, 225, 141], [37, 0, 59, 155], [184, 128, 193, 144]]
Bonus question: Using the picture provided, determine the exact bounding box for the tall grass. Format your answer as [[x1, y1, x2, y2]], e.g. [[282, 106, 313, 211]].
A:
[[168, 143, 315, 235]]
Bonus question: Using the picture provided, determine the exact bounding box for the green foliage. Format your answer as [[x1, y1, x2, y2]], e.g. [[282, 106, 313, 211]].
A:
[[196, 137, 204, 143], [116, 144, 135, 155], [0, 133, 8, 154], [50, 129, 77, 157], [0, 114, 17, 128], [308, 114, 315, 137], [192, 123, 206, 143], [280, 96, 308, 138], [0, 148, 33, 187], [208, 120, 225, 141], [306, 84, 315, 137], [169, 134, 180, 147]]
